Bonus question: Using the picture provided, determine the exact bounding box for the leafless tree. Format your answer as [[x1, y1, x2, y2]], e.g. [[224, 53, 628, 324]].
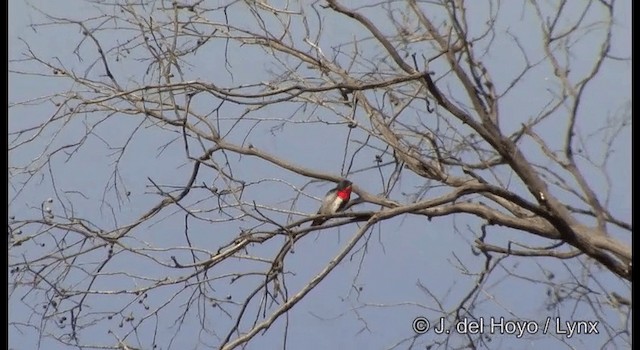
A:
[[9, 1, 631, 349]]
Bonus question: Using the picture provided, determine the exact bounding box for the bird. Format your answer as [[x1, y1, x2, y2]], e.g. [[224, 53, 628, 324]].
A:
[[310, 179, 353, 226]]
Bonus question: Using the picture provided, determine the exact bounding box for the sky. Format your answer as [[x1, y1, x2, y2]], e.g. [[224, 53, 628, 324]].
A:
[[9, 1, 631, 350]]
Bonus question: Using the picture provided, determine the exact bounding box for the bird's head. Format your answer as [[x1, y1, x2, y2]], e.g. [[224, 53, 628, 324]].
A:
[[337, 179, 352, 191]]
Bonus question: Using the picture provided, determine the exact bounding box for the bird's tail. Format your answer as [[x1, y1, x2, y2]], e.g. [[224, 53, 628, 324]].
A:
[[310, 218, 325, 227]]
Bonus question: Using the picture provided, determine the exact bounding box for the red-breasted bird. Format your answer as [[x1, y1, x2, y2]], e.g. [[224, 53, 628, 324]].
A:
[[310, 179, 353, 226]]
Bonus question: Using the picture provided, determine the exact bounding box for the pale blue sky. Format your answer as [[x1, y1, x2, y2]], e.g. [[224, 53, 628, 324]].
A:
[[9, 1, 631, 349]]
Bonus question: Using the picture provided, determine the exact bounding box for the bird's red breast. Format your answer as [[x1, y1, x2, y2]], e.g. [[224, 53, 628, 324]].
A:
[[336, 187, 352, 201]]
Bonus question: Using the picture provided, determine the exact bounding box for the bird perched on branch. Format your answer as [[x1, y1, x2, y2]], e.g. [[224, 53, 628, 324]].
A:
[[310, 179, 353, 226]]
